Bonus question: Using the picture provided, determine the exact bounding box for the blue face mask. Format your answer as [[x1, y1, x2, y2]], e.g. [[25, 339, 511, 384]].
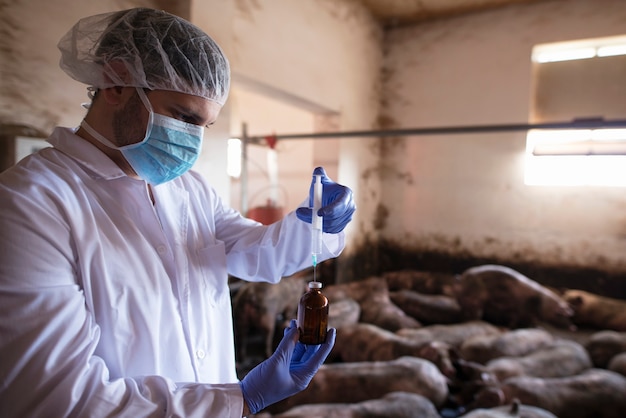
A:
[[81, 88, 204, 185]]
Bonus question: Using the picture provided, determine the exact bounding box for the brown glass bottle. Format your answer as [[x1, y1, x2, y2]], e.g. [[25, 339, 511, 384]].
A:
[[297, 281, 329, 345]]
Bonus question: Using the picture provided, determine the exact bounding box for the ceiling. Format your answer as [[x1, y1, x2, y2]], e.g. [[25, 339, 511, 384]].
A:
[[358, 0, 542, 27]]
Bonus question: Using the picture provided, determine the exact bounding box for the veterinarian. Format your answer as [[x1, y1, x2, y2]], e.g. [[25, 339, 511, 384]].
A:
[[0, 8, 355, 417]]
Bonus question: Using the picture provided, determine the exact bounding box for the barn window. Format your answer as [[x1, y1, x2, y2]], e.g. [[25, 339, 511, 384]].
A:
[[525, 35, 626, 187]]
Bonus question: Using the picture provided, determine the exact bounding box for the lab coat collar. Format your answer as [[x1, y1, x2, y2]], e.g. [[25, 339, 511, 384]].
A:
[[47, 126, 128, 181]]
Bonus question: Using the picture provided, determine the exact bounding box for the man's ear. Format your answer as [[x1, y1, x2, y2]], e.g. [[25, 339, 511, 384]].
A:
[[99, 86, 127, 106], [100, 60, 133, 105]]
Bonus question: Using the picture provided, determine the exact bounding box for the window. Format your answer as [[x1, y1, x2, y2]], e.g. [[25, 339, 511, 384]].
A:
[[525, 129, 626, 186], [525, 35, 626, 187]]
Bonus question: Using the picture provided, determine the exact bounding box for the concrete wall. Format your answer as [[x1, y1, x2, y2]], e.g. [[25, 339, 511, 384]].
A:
[[378, 0, 626, 287], [4, 0, 625, 289]]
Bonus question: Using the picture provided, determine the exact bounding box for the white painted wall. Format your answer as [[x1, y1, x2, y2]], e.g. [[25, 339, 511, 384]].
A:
[[381, 0, 626, 273]]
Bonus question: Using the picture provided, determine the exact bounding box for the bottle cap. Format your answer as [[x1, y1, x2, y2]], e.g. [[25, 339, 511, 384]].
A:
[[308, 281, 323, 289]]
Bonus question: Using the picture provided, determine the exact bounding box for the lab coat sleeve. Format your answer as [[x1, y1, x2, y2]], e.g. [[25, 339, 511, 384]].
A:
[[0, 181, 244, 417], [213, 193, 346, 283]]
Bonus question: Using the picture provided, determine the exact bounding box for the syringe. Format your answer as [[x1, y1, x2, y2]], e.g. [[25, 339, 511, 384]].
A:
[[311, 174, 323, 282]]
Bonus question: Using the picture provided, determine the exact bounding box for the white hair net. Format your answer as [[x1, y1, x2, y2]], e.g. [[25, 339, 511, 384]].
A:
[[58, 8, 230, 105]]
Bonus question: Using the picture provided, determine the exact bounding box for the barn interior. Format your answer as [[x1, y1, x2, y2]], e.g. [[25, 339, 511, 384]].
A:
[[2, 0, 626, 416]]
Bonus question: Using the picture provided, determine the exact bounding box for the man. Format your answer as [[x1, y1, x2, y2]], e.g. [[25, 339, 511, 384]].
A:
[[0, 8, 355, 417]]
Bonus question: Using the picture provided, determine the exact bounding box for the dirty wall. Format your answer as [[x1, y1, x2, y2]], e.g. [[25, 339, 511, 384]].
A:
[[351, 0, 626, 296], [6, 0, 623, 293]]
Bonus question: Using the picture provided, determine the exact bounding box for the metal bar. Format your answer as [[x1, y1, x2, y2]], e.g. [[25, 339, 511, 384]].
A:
[[245, 118, 626, 142]]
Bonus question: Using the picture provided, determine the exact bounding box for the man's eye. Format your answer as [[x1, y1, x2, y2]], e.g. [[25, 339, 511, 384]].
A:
[[176, 114, 201, 126]]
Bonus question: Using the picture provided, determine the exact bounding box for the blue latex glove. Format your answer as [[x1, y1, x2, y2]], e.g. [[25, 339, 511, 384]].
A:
[[295, 166, 356, 233], [240, 319, 336, 414]]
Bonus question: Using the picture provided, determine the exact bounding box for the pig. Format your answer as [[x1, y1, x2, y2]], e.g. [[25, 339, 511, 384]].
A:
[[232, 274, 307, 362], [327, 297, 360, 330], [460, 399, 558, 418], [332, 322, 429, 362], [394, 321, 503, 378], [460, 328, 556, 364], [608, 352, 626, 377], [323, 276, 421, 331], [396, 320, 503, 349], [455, 265, 574, 329], [563, 288, 626, 331], [383, 269, 457, 296], [266, 356, 449, 414], [484, 339, 592, 381], [497, 369, 626, 418], [330, 322, 456, 376], [266, 391, 441, 418], [389, 289, 464, 324], [585, 330, 626, 368]]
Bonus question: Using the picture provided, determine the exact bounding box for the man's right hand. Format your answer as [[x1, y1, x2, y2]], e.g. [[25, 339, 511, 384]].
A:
[[239, 319, 336, 415]]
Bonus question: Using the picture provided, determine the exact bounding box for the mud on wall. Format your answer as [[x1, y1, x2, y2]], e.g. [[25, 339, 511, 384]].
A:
[[341, 0, 626, 291]]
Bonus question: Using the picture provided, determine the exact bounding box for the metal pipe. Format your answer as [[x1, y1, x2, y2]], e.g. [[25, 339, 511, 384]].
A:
[[244, 118, 626, 142], [238, 118, 626, 214]]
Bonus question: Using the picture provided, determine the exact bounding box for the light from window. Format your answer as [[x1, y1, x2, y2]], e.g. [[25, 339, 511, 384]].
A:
[[525, 129, 626, 187], [597, 44, 626, 57], [527, 34, 626, 187], [530, 129, 626, 156], [532, 35, 626, 63], [227, 138, 242, 178]]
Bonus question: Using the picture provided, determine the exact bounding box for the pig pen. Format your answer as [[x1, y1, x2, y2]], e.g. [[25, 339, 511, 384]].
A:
[[230, 265, 626, 418]]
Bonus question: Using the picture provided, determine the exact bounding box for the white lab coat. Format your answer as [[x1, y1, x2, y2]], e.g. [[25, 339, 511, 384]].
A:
[[0, 127, 344, 417]]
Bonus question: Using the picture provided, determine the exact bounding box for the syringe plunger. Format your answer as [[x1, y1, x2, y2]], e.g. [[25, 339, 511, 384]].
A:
[[311, 174, 323, 258]]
